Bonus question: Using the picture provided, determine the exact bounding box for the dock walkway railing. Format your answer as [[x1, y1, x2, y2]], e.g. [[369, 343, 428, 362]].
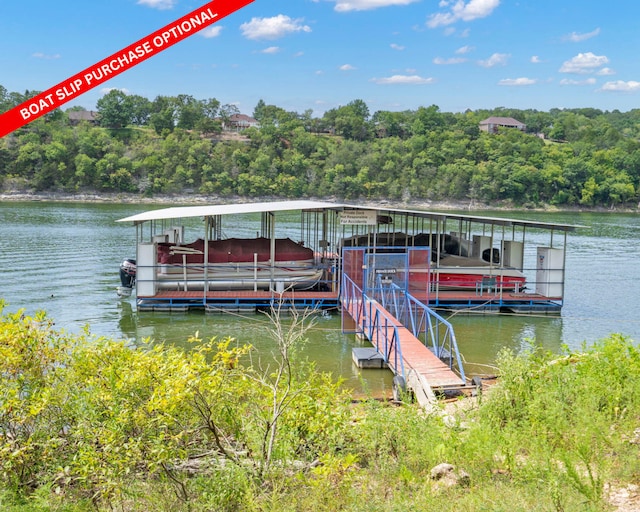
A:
[[373, 279, 466, 383], [342, 273, 466, 385], [342, 273, 406, 379]]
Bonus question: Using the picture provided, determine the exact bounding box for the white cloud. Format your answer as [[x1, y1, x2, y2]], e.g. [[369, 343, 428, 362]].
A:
[[559, 78, 597, 86], [559, 52, 609, 74], [32, 52, 61, 60], [200, 26, 223, 38], [240, 15, 311, 40], [563, 27, 600, 42], [498, 77, 537, 86], [596, 67, 615, 76], [433, 56, 466, 64], [137, 0, 175, 9], [261, 46, 281, 54], [371, 74, 435, 84], [427, 0, 500, 28], [331, 0, 420, 12], [600, 81, 640, 92], [530, 55, 542, 63], [478, 52, 509, 67], [390, 43, 405, 50], [455, 45, 474, 54], [340, 64, 356, 71]]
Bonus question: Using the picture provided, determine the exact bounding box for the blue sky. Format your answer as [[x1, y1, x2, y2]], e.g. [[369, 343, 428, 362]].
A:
[[2, 0, 640, 117]]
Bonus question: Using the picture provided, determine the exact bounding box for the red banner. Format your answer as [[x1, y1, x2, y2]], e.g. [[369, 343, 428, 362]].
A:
[[0, 0, 254, 138]]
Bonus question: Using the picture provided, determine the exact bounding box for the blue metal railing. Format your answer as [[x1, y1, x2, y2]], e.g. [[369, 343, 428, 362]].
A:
[[342, 273, 406, 380], [370, 278, 466, 383]]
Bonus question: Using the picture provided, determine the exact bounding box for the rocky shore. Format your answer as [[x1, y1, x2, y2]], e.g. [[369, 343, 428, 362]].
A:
[[1, 191, 638, 213]]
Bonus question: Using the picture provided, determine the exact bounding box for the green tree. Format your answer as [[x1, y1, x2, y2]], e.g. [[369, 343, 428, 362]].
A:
[[128, 94, 152, 125], [0, 84, 12, 113], [196, 97, 222, 133], [174, 94, 203, 130], [411, 104, 445, 135], [253, 98, 267, 123], [149, 95, 177, 134], [96, 89, 133, 128]]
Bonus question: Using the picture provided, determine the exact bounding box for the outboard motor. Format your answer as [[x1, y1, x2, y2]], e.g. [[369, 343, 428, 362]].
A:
[[117, 258, 137, 298]]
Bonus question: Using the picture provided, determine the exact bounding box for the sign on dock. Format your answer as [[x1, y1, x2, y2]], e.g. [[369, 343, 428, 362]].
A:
[[339, 210, 377, 225]]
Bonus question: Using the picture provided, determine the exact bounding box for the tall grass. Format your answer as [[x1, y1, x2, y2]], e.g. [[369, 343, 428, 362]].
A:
[[1, 303, 639, 511]]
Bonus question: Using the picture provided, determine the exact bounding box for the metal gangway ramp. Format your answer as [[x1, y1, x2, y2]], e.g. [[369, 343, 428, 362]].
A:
[[341, 247, 466, 406]]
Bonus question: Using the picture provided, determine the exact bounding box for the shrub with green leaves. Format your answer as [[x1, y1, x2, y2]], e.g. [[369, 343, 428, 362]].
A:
[[0, 304, 354, 509], [0, 303, 75, 494], [3, 300, 640, 511], [471, 334, 640, 508]]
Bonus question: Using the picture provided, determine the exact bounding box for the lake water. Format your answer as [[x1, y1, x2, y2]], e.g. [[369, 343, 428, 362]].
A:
[[1, 201, 638, 395]]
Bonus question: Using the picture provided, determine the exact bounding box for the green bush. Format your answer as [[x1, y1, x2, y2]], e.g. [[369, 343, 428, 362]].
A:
[[2, 301, 639, 511]]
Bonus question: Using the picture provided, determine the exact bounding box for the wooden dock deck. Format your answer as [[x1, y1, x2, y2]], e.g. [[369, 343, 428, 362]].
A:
[[137, 288, 560, 314], [136, 289, 340, 311]]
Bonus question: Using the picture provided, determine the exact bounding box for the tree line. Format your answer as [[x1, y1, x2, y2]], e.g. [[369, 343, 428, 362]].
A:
[[2, 84, 640, 207]]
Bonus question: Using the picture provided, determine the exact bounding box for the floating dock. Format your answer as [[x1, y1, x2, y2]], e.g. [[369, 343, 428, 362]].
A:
[[346, 297, 465, 404], [136, 289, 339, 312], [117, 200, 574, 315]]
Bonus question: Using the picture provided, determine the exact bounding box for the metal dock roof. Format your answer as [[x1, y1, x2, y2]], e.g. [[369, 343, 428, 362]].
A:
[[117, 199, 579, 231]]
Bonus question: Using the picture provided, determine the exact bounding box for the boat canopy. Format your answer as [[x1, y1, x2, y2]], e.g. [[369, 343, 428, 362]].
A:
[[116, 199, 580, 232]]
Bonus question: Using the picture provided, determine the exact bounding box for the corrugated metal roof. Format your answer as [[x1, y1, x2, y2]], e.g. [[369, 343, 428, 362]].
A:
[[339, 204, 579, 231], [117, 199, 579, 231], [407, 208, 574, 230], [116, 200, 338, 223]]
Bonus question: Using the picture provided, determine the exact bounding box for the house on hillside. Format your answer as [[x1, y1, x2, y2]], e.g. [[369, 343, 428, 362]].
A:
[[479, 116, 526, 134], [224, 114, 260, 132], [67, 110, 99, 125]]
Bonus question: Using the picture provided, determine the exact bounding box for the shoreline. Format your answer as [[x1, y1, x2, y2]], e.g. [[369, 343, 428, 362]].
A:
[[1, 191, 638, 213]]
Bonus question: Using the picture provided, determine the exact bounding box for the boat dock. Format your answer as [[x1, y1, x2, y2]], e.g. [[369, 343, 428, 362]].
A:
[[134, 288, 561, 315], [116, 200, 578, 404], [117, 200, 574, 315]]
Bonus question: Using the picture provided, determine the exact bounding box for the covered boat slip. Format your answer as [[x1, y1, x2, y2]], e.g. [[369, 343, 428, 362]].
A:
[[117, 200, 576, 314]]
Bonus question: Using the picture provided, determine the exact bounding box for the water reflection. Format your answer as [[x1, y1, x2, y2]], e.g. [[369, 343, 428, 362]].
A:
[[117, 300, 137, 339], [449, 313, 564, 376]]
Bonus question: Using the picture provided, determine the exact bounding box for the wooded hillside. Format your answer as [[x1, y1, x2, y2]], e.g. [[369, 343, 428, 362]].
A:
[[2, 85, 640, 207]]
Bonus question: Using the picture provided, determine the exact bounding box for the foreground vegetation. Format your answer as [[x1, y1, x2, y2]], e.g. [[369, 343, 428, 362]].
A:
[[1, 301, 639, 511], [2, 84, 640, 208]]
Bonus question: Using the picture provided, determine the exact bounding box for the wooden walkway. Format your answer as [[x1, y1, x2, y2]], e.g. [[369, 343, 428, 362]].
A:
[[342, 297, 465, 400]]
